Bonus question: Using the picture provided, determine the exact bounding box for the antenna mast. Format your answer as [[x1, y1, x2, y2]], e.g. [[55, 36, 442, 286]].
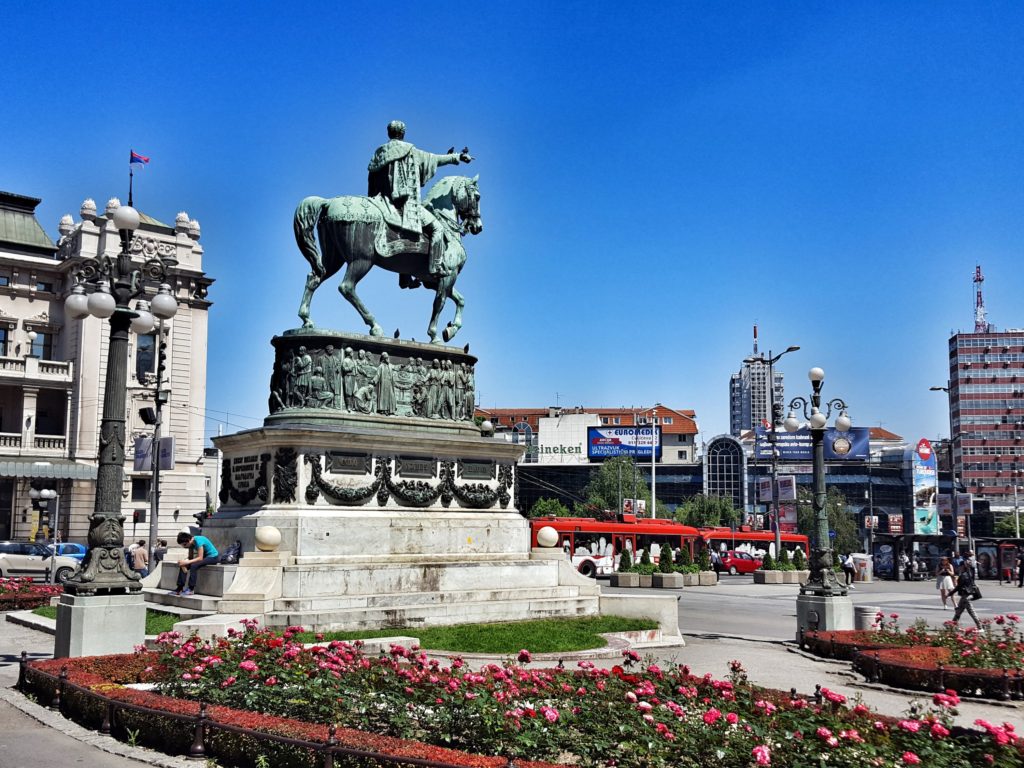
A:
[[974, 265, 990, 333]]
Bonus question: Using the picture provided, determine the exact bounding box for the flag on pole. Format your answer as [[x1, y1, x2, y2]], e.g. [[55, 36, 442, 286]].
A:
[[130, 150, 150, 165]]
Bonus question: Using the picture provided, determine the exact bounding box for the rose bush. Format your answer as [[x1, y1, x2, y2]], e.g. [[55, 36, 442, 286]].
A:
[[0, 576, 62, 610], [134, 621, 1024, 767]]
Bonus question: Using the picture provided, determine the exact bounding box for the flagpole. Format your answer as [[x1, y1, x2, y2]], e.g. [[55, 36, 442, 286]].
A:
[[128, 151, 134, 206]]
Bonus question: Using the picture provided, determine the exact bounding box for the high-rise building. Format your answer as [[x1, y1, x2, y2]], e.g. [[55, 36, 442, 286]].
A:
[[947, 266, 1024, 509], [729, 326, 784, 436]]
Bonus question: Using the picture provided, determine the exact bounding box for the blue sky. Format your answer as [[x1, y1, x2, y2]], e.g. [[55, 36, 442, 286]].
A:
[[3, 2, 1023, 447]]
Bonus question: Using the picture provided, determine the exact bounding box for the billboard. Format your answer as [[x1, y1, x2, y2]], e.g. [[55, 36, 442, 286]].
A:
[[753, 426, 869, 461], [956, 493, 974, 517], [888, 514, 904, 534], [133, 436, 176, 471], [756, 477, 773, 502], [777, 476, 797, 501], [912, 438, 938, 535], [587, 426, 661, 460]]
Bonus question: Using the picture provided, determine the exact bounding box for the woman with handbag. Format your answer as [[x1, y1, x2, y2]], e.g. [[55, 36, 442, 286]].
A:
[[935, 557, 957, 610], [951, 560, 982, 628]]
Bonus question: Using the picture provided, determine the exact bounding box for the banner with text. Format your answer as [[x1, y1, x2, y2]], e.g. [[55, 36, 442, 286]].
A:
[[588, 426, 662, 460], [753, 426, 870, 461], [912, 438, 939, 534]]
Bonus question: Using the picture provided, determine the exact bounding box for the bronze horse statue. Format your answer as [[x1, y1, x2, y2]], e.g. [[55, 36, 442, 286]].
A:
[[293, 175, 482, 343]]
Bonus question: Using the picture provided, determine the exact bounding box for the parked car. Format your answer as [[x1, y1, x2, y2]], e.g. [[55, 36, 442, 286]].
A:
[[0, 541, 80, 583], [721, 550, 763, 575], [46, 542, 88, 561]]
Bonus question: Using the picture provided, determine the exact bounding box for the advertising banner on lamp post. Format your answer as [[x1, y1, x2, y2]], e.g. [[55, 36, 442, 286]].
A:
[[756, 477, 773, 502], [912, 438, 939, 534]]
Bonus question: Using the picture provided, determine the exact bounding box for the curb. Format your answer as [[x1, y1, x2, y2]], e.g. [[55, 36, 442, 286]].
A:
[[0, 684, 192, 768], [6, 610, 56, 635]]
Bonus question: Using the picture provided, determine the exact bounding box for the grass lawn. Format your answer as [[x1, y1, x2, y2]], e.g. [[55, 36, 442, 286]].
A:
[[33, 606, 180, 635], [293, 614, 659, 654]]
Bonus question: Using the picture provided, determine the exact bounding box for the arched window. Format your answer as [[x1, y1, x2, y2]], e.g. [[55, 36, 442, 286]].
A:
[[704, 435, 747, 510], [513, 422, 537, 463]]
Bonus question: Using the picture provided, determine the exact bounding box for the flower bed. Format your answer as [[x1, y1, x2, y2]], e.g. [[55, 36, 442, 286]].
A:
[[0, 577, 62, 610], [803, 612, 1024, 699], [20, 621, 1024, 767]]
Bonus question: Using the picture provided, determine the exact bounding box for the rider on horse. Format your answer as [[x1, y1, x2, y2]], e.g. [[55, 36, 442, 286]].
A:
[[367, 120, 472, 277]]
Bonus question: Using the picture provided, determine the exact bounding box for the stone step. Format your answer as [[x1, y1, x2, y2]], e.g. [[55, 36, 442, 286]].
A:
[[144, 589, 222, 612], [274, 584, 582, 612], [265, 595, 601, 633]]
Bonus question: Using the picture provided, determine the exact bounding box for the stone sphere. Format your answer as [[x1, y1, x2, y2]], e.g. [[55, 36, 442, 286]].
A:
[[536, 526, 559, 548], [480, 419, 494, 435], [254, 525, 282, 552]]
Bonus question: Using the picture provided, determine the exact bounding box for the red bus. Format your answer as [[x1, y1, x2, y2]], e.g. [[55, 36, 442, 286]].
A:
[[699, 526, 809, 562], [530, 515, 701, 577]]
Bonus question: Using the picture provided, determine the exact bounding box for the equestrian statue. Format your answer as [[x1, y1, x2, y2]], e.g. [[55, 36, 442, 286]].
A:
[[294, 120, 482, 343]]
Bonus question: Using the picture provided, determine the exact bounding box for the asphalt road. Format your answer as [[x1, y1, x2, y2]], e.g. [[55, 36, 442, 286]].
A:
[[605, 573, 1024, 640]]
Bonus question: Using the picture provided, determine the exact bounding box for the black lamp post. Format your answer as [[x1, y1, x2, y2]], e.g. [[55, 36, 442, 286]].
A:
[[745, 345, 800, 557], [62, 201, 178, 595], [929, 385, 960, 550], [785, 367, 852, 597]]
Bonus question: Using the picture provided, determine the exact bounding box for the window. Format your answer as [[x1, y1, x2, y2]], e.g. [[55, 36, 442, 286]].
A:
[[663, 417, 673, 424], [131, 478, 151, 502], [601, 417, 608, 425], [0, 276, 8, 287], [0, 328, 8, 357], [613, 417, 620, 425], [677, 450, 687, 460], [35, 281, 55, 293], [30, 331, 53, 360], [135, 333, 156, 382]]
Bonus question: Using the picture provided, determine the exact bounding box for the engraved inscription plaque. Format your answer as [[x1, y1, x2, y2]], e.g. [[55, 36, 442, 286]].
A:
[[231, 454, 261, 490], [398, 457, 436, 479], [460, 460, 495, 480], [327, 452, 371, 475]]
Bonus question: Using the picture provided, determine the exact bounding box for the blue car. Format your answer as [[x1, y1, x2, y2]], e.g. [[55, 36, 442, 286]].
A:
[[47, 543, 88, 561]]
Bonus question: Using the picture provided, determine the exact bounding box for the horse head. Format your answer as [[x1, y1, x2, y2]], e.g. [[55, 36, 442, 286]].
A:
[[456, 175, 483, 235]]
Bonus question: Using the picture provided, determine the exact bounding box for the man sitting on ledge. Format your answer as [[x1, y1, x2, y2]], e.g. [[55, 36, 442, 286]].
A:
[[171, 530, 220, 596]]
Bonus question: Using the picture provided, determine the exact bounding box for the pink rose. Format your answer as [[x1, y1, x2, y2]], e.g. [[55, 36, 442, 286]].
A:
[[703, 708, 722, 725], [752, 745, 771, 765], [902, 752, 921, 765]]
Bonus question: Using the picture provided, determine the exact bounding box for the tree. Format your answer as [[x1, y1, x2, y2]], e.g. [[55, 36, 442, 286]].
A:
[[659, 543, 675, 573], [796, 488, 859, 556], [618, 545, 633, 572], [528, 497, 570, 518], [582, 456, 668, 517], [676, 494, 741, 529], [993, 514, 1021, 538]]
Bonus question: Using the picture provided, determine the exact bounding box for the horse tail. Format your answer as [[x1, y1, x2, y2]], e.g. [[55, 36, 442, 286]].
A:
[[294, 196, 328, 276]]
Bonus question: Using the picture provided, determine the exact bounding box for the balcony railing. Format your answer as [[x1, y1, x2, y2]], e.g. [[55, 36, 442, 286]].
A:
[[0, 356, 73, 383], [34, 435, 66, 451], [0, 433, 22, 448]]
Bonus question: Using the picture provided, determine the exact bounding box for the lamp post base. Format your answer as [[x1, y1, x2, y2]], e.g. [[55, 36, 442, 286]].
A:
[[53, 591, 146, 658], [795, 592, 854, 642]]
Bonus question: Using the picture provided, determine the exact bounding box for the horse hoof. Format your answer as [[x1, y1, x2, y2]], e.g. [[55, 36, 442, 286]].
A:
[[369, 324, 384, 336]]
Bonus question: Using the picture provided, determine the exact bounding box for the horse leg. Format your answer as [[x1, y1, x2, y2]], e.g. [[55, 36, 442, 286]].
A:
[[339, 258, 383, 336], [442, 284, 466, 342], [427, 277, 449, 344], [298, 272, 322, 328]]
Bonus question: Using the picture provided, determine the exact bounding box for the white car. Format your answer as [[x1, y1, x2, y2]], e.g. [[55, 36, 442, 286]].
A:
[[0, 540, 80, 583]]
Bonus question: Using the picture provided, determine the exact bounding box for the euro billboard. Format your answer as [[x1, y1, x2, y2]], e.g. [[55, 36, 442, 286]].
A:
[[587, 426, 661, 460]]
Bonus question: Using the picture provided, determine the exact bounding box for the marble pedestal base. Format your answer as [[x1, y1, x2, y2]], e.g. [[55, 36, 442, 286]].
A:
[[795, 592, 854, 641], [54, 592, 146, 659]]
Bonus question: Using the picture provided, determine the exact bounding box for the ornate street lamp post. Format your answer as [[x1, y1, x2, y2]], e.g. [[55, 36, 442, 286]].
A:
[[62, 201, 178, 595], [785, 367, 851, 596]]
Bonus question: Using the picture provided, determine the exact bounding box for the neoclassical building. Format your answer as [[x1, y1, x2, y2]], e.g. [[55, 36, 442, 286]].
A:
[[0, 190, 213, 542]]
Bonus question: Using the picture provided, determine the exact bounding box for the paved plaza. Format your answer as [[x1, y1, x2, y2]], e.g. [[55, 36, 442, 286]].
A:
[[2, 576, 1022, 765]]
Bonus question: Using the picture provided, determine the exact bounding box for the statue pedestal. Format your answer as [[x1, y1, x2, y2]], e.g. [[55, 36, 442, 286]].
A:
[[795, 592, 854, 641], [54, 592, 146, 658], [192, 334, 602, 632]]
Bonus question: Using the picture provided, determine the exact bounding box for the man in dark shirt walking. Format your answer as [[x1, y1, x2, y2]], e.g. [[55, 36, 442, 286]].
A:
[[951, 560, 981, 628]]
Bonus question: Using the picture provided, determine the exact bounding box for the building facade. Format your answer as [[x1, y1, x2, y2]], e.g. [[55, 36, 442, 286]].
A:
[[0, 190, 213, 542], [948, 328, 1024, 510]]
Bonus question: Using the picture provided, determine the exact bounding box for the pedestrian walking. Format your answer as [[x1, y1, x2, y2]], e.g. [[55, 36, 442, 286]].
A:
[[951, 559, 982, 628], [900, 551, 911, 581], [965, 550, 979, 579], [172, 530, 219, 596], [131, 539, 149, 578], [840, 553, 856, 588], [936, 557, 956, 610], [153, 539, 168, 565]]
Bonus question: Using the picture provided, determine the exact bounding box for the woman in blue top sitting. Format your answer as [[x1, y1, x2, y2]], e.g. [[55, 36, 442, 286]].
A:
[[173, 531, 220, 596]]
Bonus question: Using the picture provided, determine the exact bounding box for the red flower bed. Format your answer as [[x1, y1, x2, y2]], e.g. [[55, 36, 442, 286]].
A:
[[857, 646, 1024, 698], [25, 655, 559, 768], [0, 577, 63, 610], [802, 629, 904, 660]]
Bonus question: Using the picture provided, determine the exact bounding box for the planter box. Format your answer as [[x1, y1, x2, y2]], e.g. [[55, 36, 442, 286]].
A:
[[782, 571, 802, 584], [609, 572, 640, 588], [697, 571, 718, 586], [682, 573, 699, 587], [754, 571, 784, 584], [638, 574, 653, 588], [652, 572, 685, 589], [796, 570, 810, 584]]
